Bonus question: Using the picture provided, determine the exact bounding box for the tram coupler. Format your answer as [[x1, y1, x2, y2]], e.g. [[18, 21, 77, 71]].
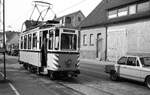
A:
[[67, 70, 80, 77], [74, 70, 80, 74]]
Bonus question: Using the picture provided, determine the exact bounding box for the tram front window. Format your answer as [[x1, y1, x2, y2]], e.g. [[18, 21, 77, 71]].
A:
[[61, 34, 77, 50]]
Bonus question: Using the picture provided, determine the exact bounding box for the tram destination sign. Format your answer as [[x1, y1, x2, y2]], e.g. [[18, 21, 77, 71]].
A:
[[63, 29, 75, 33]]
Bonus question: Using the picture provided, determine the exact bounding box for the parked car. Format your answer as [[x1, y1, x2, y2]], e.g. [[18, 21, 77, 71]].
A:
[[105, 55, 150, 89]]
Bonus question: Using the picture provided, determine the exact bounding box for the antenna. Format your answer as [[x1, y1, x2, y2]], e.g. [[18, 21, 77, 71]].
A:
[[29, 1, 52, 22]]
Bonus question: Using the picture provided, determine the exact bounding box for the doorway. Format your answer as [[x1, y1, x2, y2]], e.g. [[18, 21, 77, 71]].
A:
[[41, 30, 48, 67], [96, 33, 103, 60]]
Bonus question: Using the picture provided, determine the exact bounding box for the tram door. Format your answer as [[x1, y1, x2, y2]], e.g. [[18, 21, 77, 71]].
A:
[[41, 30, 48, 67]]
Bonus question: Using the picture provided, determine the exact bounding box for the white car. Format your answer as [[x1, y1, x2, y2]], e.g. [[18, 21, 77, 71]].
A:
[[105, 55, 150, 88]]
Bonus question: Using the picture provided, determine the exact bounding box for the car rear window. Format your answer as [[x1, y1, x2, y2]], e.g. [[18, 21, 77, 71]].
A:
[[140, 57, 150, 66]]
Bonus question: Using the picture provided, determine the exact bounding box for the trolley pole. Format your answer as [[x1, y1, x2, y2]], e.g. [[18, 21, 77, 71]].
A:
[[3, 0, 6, 80]]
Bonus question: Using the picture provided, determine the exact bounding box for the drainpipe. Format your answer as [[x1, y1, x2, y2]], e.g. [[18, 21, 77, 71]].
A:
[[105, 25, 108, 61]]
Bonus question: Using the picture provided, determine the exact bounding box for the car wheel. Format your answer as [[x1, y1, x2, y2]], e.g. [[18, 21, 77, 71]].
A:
[[110, 71, 119, 81], [145, 76, 150, 89]]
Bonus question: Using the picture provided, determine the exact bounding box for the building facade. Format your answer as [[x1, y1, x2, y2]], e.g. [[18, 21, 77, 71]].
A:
[[54, 10, 85, 28], [80, 27, 106, 60], [80, 0, 150, 62]]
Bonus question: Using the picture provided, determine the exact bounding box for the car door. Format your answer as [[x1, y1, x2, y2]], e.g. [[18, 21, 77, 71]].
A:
[[122, 57, 141, 81], [117, 56, 128, 78]]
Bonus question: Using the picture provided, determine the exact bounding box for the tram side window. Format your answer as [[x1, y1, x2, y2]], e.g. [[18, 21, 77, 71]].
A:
[[28, 34, 32, 49], [33, 33, 37, 49], [39, 36, 41, 49], [48, 31, 53, 50], [39, 32, 42, 49], [24, 35, 27, 49], [61, 34, 77, 50], [55, 29, 59, 50], [21, 36, 23, 49]]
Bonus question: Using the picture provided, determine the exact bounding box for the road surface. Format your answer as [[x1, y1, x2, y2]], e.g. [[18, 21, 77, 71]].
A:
[[0, 55, 150, 95]]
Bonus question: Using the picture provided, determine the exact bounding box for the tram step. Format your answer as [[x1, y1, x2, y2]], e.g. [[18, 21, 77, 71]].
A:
[[40, 72, 48, 75]]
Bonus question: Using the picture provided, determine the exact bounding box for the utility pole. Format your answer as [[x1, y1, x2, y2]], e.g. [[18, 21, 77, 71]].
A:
[[3, 0, 6, 80]]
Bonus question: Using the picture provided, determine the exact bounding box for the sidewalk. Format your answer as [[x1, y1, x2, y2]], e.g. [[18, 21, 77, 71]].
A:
[[0, 55, 19, 95], [80, 58, 115, 65], [0, 72, 15, 95], [0, 54, 18, 59]]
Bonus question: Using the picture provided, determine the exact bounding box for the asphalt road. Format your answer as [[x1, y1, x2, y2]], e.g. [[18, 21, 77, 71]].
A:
[[0, 55, 150, 95]]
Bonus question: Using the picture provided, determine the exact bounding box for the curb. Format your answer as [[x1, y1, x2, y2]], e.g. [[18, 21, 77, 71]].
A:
[[80, 59, 115, 65]]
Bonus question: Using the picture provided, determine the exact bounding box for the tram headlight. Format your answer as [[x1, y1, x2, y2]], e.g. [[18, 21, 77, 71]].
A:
[[65, 59, 72, 67], [75, 63, 79, 68]]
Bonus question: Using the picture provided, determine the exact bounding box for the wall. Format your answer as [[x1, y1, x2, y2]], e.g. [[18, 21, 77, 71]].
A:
[[74, 12, 85, 27], [80, 27, 106, 60], [107, 19, 150, 61], [107, 28, 127, 61]]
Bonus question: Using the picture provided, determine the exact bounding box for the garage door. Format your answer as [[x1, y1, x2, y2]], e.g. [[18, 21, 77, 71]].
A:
[[107, 29, 127, 62]]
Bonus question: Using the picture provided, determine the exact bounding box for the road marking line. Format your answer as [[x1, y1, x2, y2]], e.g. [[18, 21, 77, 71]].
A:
[[0, 72, 4, 77], [9, 83, 20, 95], [0, 72, 20, 95], [0, 71, 7, 79]]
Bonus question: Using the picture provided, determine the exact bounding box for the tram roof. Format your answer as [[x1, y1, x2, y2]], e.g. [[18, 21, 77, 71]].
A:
[[23, 20, 78, 33], [23, 20, 59, 32]]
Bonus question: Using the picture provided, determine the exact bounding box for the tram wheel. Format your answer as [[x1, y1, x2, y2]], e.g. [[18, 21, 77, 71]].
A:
[[23, 64, 28, 70], [48, 71, 56, 80], [36, 67, 41, 75]]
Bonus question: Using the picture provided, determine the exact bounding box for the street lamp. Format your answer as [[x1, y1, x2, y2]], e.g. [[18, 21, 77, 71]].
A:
[[3, 0, 6, 80]]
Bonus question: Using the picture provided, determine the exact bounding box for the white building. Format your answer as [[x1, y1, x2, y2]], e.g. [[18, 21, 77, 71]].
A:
[[80, 0, 150, 62]]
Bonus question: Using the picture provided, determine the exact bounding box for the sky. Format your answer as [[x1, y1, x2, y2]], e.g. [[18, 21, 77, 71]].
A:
[[1, 0, 102, 31]]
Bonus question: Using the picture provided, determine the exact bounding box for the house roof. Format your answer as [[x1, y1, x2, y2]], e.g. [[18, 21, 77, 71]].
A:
[[54, 10, 85, 21], [80, 0, 149, 28], [79, 0, 106, 28]]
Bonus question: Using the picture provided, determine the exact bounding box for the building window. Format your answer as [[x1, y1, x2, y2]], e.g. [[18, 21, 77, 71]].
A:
[[108, 10, 117, 19], [129, 5, 136, 15], [24, 35, 27, 49], [118, 7, 128, 17], [78, 16, 81, 22], [107, 1, 150, 19], [33, 33, 37, 49], [65, 17, 71, 24], [83, 34, 87, 46], [137, 1, 150, 12], [90, 34, 94, 46], [28, 34, 32, 49]]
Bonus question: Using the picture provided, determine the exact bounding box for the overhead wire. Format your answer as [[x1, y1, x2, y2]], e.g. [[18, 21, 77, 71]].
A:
[[57, 0, 89, 15], [27, 0, 94, 21]]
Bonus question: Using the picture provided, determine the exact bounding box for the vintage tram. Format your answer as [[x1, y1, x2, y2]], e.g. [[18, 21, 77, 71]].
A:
[[19, 21, 80, 79]]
